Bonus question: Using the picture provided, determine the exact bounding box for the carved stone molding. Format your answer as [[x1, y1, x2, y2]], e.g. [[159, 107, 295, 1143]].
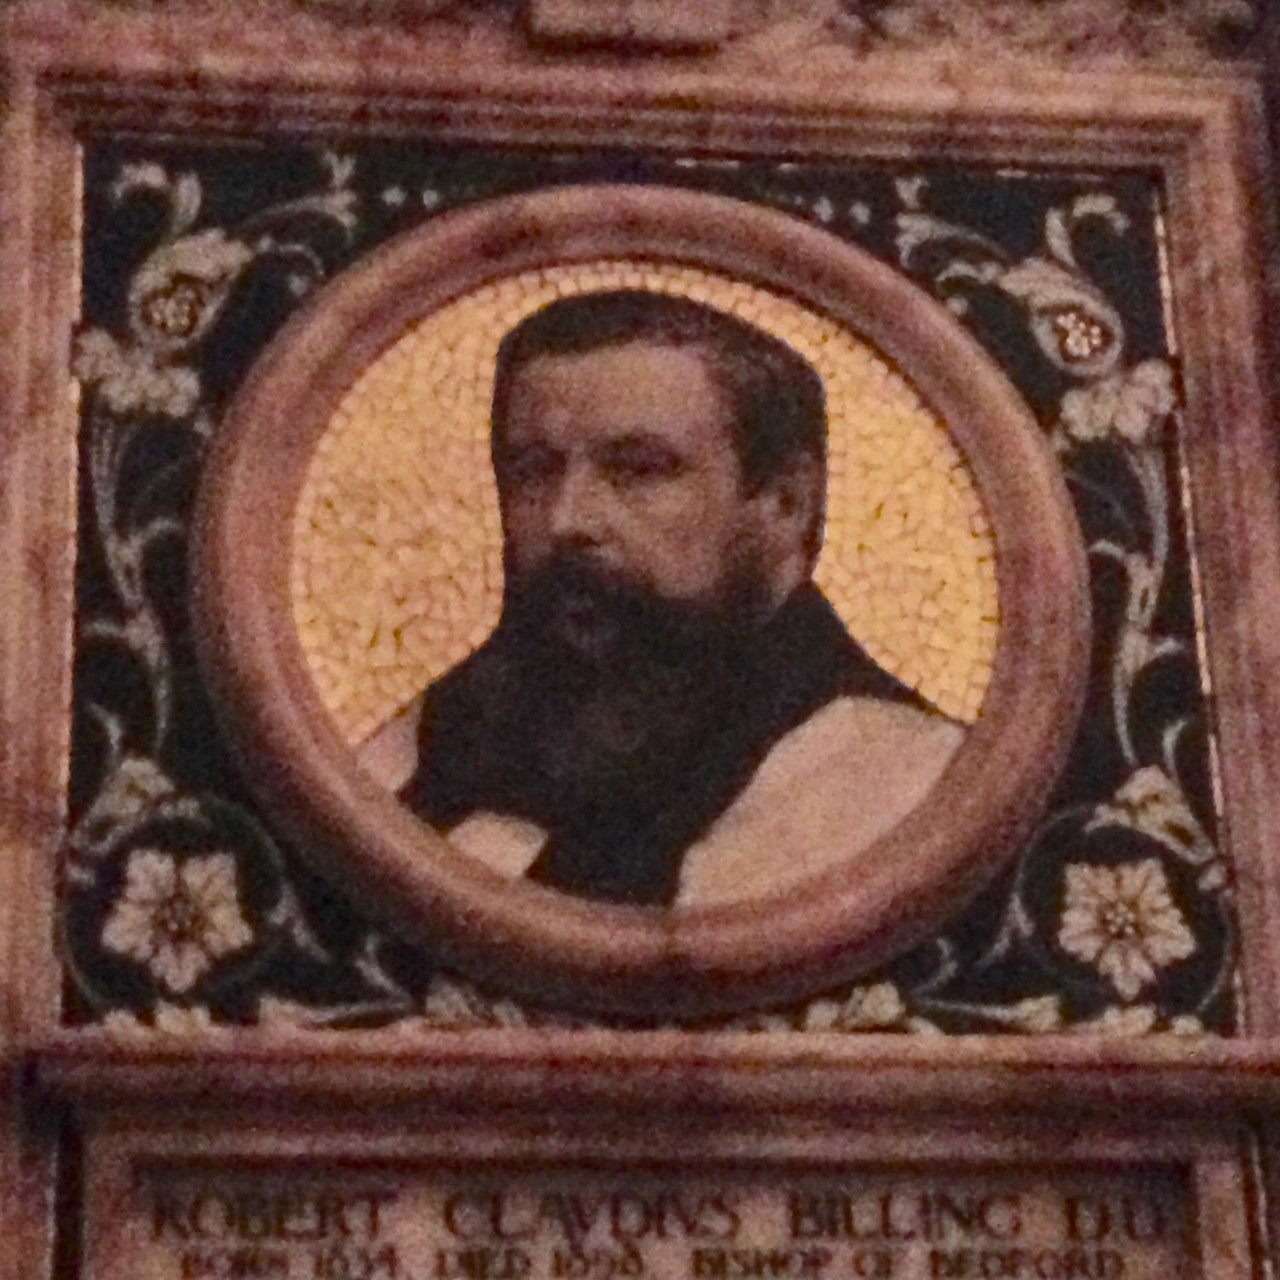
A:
[[17, 0, 1254, 69], [820, 0, 1258, 59], [529, 0, 733, 48], [279, 0, 1261, 65]]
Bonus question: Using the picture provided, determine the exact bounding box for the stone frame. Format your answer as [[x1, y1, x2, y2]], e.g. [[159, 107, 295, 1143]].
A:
[[3, 5, 1280, 1278], [189, 181, 1087, 1017], [78, 1105, 1254, 1280]]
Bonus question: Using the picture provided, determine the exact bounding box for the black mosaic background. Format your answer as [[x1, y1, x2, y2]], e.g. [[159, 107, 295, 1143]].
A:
[[63, 138, 1234, 1033]]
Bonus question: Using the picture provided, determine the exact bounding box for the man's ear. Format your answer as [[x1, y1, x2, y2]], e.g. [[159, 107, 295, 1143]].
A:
[[751, 454, 823, 606]]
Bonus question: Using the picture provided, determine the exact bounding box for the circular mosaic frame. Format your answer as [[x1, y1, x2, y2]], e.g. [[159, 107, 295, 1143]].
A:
[[294, 262, 999, 742], [192, 184, 1090, 1018]]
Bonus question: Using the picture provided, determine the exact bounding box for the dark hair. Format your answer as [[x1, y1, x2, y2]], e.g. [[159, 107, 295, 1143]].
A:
[[491, 290, 828, 554]]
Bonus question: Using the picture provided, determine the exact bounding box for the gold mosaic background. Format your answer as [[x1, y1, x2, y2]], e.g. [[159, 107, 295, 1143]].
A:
[[292, 263, 1000, 745]]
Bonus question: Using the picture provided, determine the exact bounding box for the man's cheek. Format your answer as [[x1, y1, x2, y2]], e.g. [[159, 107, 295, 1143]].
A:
[[498, 518, 552, 573], [643, 535, 732, 598]]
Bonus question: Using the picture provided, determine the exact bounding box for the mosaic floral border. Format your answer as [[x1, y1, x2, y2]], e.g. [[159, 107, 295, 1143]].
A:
[[63, 144, 1235, 1035]]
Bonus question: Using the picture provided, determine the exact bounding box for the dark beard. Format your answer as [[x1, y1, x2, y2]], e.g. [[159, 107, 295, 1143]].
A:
[[399, 573, 927, 906], [494, 553, 771, 796], [400, 553, 778, 904], [501, 552, 768, 674]]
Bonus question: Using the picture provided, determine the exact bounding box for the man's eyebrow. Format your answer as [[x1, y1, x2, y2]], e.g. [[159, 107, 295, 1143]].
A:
[[494, 435, 557, 456], [598, 433, 683, 458]]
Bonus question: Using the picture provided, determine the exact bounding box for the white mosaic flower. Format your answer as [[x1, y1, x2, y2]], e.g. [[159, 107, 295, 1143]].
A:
[[1058, 859, 1196, 1000], [1008, 995, 1063, 1033], [100, 1009, 149, 1036], [419, 976, 530, 1029], [101, 848, 254, 993], [998, 257, 1124, 377], [802, 983, 907, 1032], [100, 1003, 221, 1036], [1060, 359, 1175, 448], [1071, 1004, 1159, 1037], [1097, 765, 1216, 866], [73, 329, 201, 419], [152, 1003, 218, 1036], [127, 228, 254, 350]]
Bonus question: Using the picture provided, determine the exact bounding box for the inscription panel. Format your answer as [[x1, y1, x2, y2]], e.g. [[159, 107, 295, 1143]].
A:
[[97, 1166, 1194, 1280]]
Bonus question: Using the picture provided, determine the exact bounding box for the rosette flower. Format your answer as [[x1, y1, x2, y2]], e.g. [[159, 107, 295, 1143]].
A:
[[1058, 858, 1196, 1000], [101, 848, 255, 994], [126, 228, 254, 354], [998, 257, 1125, 378]]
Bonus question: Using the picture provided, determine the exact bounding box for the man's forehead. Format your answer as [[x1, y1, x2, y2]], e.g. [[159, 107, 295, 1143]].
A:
[[500, 339, 734, 446]]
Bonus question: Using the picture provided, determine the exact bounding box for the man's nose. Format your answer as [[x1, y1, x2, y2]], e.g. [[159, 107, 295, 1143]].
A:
[[549, 465, 610, 547]]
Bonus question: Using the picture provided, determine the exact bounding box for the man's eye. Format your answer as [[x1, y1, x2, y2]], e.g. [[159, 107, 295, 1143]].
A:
[[499, 448, 561, 484], [602, 443, 684, 486]]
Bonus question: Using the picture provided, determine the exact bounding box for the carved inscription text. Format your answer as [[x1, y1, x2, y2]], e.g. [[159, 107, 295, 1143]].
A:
[[114, 1168, 1189, 1280]]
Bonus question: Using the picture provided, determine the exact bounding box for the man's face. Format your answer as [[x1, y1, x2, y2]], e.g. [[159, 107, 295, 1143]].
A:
[[494, 340, 776, 659]]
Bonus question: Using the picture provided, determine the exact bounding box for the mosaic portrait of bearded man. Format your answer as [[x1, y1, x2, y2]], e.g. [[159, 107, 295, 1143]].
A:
[[362, 291, 964, 907]]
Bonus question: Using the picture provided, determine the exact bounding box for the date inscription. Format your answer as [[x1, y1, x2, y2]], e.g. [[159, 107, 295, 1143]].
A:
[[109, 1167, 1190, 1280]]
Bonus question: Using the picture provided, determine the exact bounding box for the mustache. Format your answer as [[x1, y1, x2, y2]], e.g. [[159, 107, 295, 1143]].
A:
[[504, 554, 665, 629], [499, 554, 743, 663]]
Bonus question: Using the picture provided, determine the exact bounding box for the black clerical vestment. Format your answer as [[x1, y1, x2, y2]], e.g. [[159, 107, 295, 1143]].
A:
[[399, 585, 933, 907]]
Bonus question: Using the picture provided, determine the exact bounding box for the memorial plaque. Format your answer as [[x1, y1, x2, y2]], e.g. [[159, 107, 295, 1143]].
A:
[[5, 6, 1280, 1280], [96, 1164, 1197, 1280]]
